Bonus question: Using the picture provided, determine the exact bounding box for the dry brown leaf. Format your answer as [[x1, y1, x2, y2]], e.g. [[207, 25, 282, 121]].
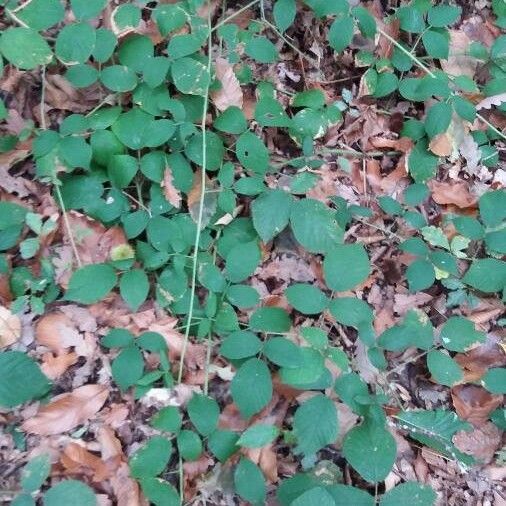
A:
[[23, 384, 108, 435], [476, 92, 506, 110], [41, 351, 79, 379], [429, 133, 453, 157], [211, 57, 243, 111], [428, 180, 477, 209], [441, 31, 477, 78], [453, 422, 502, 463], [161, 167, 182, 208], [61, 442, 110, 482], [110, 462, 141, 506], [0, 305, 21, 348], [35, 312, 87, 355], [459, 133, 481, 174], [187, 170, 217, 229], [451, 385, 503, 427]]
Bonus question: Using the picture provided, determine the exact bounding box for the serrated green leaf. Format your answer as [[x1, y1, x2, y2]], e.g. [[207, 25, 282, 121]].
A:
[[44, 480, 96, 506], [427, 350, 463, 387], [188, 394, 219, 436], [234, 458, 266, 504], [225, 241, 261, 283], [274, 0, 296, 32], [245, 36, 278, 63], [328, 16, 354, 52], [65, 264, 117, 304], [112, 345, 144, 390]]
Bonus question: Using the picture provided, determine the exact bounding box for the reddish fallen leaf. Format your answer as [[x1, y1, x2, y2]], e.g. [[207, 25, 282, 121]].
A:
[[162, 167, 182, 208], [245, 445, 278, 483], [23, 384, 108, 435], [211, 57, 243, 112], [428, 133, 453, 157], [451, 384, 503, 427], [0, 305, 21, 348], [61, 442, 110, 482], [41, 351, 79, 379], [35, 312, 86, 355], [428, 180, 477, 208], [453, 422, 502, 463]]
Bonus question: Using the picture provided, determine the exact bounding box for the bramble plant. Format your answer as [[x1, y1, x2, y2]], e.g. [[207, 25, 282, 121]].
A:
[[0, 0, 505, 504]]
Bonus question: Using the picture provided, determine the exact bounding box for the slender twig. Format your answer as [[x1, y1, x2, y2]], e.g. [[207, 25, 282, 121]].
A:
[[177, 2, 213, 385], [210, 0, 260, 33], [378, 27, 506, 141], [5, 8, 29, 28], [40, 66, 47, 130]]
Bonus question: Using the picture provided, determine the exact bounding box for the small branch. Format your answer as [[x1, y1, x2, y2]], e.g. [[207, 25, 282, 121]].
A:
[[5, 8, 30, 28], [40, 66, 46, 129], [210, 0, 260, 33]]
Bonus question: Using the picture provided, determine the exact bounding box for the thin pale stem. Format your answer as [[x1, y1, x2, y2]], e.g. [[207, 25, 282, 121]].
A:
[[210, 0, 260, 33]]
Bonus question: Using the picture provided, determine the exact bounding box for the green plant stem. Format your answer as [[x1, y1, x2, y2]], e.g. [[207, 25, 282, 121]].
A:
[[40, 66, 47, 130], [177, 2, 213, 386], [210, 0, 260, 33], [378, 27, 506, 141]]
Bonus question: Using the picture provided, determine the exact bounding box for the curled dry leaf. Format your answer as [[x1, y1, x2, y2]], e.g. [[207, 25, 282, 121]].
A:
[[23, 384, 108, 435], [0, 305, 21, 348], [61, 442, 110, 482], [453, 422, 502, 463], [476, 92, 506, 110], [35, 312, 87, 355], [110, 462, 141, 506], [428, 180, 477, 209], [41, 351, 79, 379], [451, 385, 503, 427], [162, 167, 182, 208], [211, 57, 243, 112]]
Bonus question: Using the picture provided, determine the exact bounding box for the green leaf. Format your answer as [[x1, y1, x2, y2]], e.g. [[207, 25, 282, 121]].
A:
[[153, 4, 187, 36], [264, 336, 303, 368], [326, 484, 375, 506], [43, 480, 96, 506], [304, 0, 349, 17], [70, 0, 106, 20], [140, 478, 180, 506], [428, 4, 461, 27], [407, 140, 438, 182], [231, 358, 272, 418], [151, 406, 182, 433], [394, 409, 473, 465], [208, 429, 239, 462], [479, 189, 506, 227], [245, 36, 278, 63], [177, 430, 202, 461], [66, 64, 99, 88], [234, 458, 266, 504], [185, 130, 224, 171], [323, 243, 370, 291], [274, 0, 296, 32], [129, 436, 172, 478], [226, 285, 260, 309], [112, 345, 144, 390], [290, 198, 343, 253], [113, 4, 141, 32], [378, 309, 433, 351], [463, 258, 506, 293], [172, 57, 210, 96], [293, 394, 338, 456], [225, 241, 261, 283], [334, 372, 370, 415], [397, 5, 425, 33], [406, 259, 435, 292], [119, 269, 149, 312], [453, 95, 476, 122], [236, 132, 269, 173], [285, 283, 328, 314], [250, 307, 291, 333], [107, 154, 138, 188], [220, 330, 262, 359], [352, 8, 376, 39], [168, 33, 204, 59], [12, 494, 35, 506], [65, 264, 117, 304], [343, 419, 396, 482], [55, 23, 96, 64], [440, 316, 485, 352], [328, 16, 354, 52], [328, 297, 373, 330], [214, 106, 248, 134], [422, 28, 449, 59], [292, 487, 336, 506], [424, 102, 452, 138], [380, 482, 436, 506], [188, 394, 219, 436], [482, 368, 506, 394], [92, 28, 117, 63], [0, 351, 50, 408], [238, 424, 279, 448], [255, 97, 292, 127], [0, 28, 52, 70], [118, 35, 153, 71], [292, 89, 326, 109], [100, 65, 138, 92], [17, 0, 64, 31], [427, 350, 463, 387], [21, 454, 51, 493]]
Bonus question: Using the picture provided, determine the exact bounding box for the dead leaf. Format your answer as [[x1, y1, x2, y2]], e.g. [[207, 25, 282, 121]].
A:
[[187, 169, 218, 229], [441, 31, 477, 78], [476, 92, 506, 110], [451, 385, 503, 427], [428, 180, 477, 208], [161, 167, 182, 208], [23, 384, 108, 435], [61, 442, 110, 482], [41, 351, 79, 379], [211, 57, 243, 112], [453, 422, 501, 463], [35, 312, 88, 355], [110, 462, 141, 506], [0, 305, 21, 348], [429, 133, 453, 157], [459, 133, 482, 174]]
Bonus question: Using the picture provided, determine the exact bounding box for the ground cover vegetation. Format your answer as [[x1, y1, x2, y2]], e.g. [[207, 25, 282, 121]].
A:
[[0, 0, 505, 504]]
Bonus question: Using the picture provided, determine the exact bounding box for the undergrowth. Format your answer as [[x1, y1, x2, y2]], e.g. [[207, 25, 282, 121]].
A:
[[0, 0, 505, 505]]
